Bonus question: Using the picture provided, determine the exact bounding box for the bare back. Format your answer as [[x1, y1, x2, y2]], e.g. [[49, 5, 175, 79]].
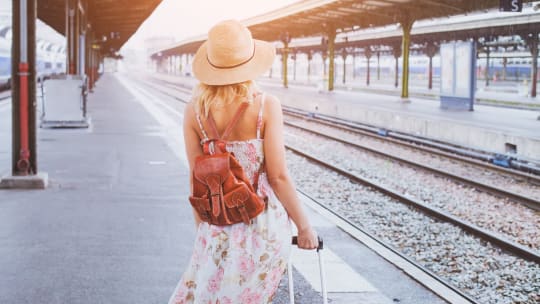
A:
[[195, 94, 266, 143]]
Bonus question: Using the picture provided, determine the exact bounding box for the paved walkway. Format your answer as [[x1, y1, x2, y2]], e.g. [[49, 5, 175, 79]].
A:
[[1, 74, 193, 303]]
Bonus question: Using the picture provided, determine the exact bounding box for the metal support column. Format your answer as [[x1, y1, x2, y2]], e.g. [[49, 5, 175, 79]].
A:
[[502, 57, 507, 81], [2, 0, 47, 188], [66, 0, 79, 75], [11, 0, 37, 176], [425, 41, 437, 90], [376, 51, 380, 81], [341, 48, 347, 84], [352, 52, 356, 79], [85, 30, 92, 91], [292, 51, 297, 81], [365, 47, 372, 86], [525, 32, 538, 98], [400, 13, 414, 100], [322, 53, 327, 77], [327, 29, 336, 91], [485, 47, 491, 87], [307, 51, 312, 82], [392, 43, 401, 88], [281, 32, 291, 88], [280, 54, 286, 83], [77, 1, 86, 77]]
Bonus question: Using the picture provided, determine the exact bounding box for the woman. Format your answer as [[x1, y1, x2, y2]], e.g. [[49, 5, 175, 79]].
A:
[[169, 20, 319, 304]]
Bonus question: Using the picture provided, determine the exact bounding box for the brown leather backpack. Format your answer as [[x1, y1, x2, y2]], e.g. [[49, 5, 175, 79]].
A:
[[189, 102, 266, 226]]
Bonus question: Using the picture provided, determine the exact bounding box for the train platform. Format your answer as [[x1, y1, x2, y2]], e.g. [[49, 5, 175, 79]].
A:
[[0, 72, 448, 304], [265, 77, 540, 109], [150, 72, 540, 163]]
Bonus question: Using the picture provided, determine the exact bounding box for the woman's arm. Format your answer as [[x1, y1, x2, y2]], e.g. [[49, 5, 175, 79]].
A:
[[262, 95, 318, 250], [183, 102, 204, 228]]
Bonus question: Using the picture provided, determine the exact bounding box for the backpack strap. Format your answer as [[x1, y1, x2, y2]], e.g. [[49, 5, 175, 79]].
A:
[[207, 102, 249, 140], [253, 163, 265, 194], [221, 102, 249, 140], [256, 93, 266, 139], [204, 102, 249, 154]]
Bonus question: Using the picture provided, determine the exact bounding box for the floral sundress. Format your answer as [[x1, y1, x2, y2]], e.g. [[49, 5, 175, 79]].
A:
[[168, 97, 292, 304]]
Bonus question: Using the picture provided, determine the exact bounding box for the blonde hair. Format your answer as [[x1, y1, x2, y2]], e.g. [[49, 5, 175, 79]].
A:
[[192, 81, 258, 118]]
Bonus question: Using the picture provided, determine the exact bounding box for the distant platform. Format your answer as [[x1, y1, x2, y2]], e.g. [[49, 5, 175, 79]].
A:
[[152, 72, 540, 163]]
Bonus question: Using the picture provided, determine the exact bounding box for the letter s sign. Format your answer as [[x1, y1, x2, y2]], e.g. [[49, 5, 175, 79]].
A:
[[500, 0, 522, 12], [511, 0, 521, 11]]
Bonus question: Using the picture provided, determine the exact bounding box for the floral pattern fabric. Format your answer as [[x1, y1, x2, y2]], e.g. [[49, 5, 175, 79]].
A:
[[169, 101, 292, 304]]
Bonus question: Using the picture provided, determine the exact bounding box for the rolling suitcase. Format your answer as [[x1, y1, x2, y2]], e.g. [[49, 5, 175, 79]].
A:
[[288, 236, 328, 304]]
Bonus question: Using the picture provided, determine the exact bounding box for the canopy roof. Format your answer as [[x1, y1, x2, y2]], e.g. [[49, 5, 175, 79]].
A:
[[38, 0, 162, 55], [152, 0, 535, 57]]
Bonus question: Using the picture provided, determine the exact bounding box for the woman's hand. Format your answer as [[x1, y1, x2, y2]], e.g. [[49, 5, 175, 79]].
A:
[[296, 226, 319, 250]]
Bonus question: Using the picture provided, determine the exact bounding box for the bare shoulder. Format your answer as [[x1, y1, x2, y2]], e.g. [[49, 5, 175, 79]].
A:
[[184, 100, 196, 115], [184, 101, 198, 121], [183, 101, 200, 131], [261, 93, 282, 115], [262, 93, 280, 105]]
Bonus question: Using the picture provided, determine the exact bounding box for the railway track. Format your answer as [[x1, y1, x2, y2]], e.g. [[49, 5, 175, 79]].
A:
[[286, 145, 539, 263], [283, 117, 540, 212], [297, 188, 482, 304], [283, 106, 540, 177], [287, 148, 539, 304]]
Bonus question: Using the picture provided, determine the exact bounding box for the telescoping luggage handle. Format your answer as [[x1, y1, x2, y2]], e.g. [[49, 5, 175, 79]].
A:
[[291, 236, 324, 251], [289, 236, 328, 304]]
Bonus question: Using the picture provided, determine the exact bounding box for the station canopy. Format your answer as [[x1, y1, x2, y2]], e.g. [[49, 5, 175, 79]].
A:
[[37, 0, 162, 55], [154, 0, 534, 57]]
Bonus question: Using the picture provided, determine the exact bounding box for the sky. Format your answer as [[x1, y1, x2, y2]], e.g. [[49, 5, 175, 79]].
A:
[[0, 0, 300, 50], [123, 0, 300, 50]]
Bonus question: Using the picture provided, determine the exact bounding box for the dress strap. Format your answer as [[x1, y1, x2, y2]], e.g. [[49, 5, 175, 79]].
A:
[[256, 93, 266, 139], [196, 114, 209, 141]]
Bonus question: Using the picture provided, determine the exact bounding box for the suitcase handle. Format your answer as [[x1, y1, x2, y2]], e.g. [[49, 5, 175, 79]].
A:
[[289, 236, 328, 304], [291, 236, 324, 251]]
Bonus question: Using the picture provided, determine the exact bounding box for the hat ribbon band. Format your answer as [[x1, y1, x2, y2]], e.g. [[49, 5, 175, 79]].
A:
[[207, 45, 256, 69]]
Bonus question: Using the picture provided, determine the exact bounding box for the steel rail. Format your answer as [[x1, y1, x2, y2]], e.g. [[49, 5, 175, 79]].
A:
[[283, 107, 540, 180], [297, 189, 481, 304], [284, 120, 540, 211], [286, 145, 540, 264]]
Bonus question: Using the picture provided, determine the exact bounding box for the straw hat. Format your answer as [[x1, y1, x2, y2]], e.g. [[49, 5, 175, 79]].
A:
[[192, 20, 276, 85]]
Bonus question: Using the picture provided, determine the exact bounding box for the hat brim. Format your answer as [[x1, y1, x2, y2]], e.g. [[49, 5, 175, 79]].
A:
[[192, 39, 276, 86]]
